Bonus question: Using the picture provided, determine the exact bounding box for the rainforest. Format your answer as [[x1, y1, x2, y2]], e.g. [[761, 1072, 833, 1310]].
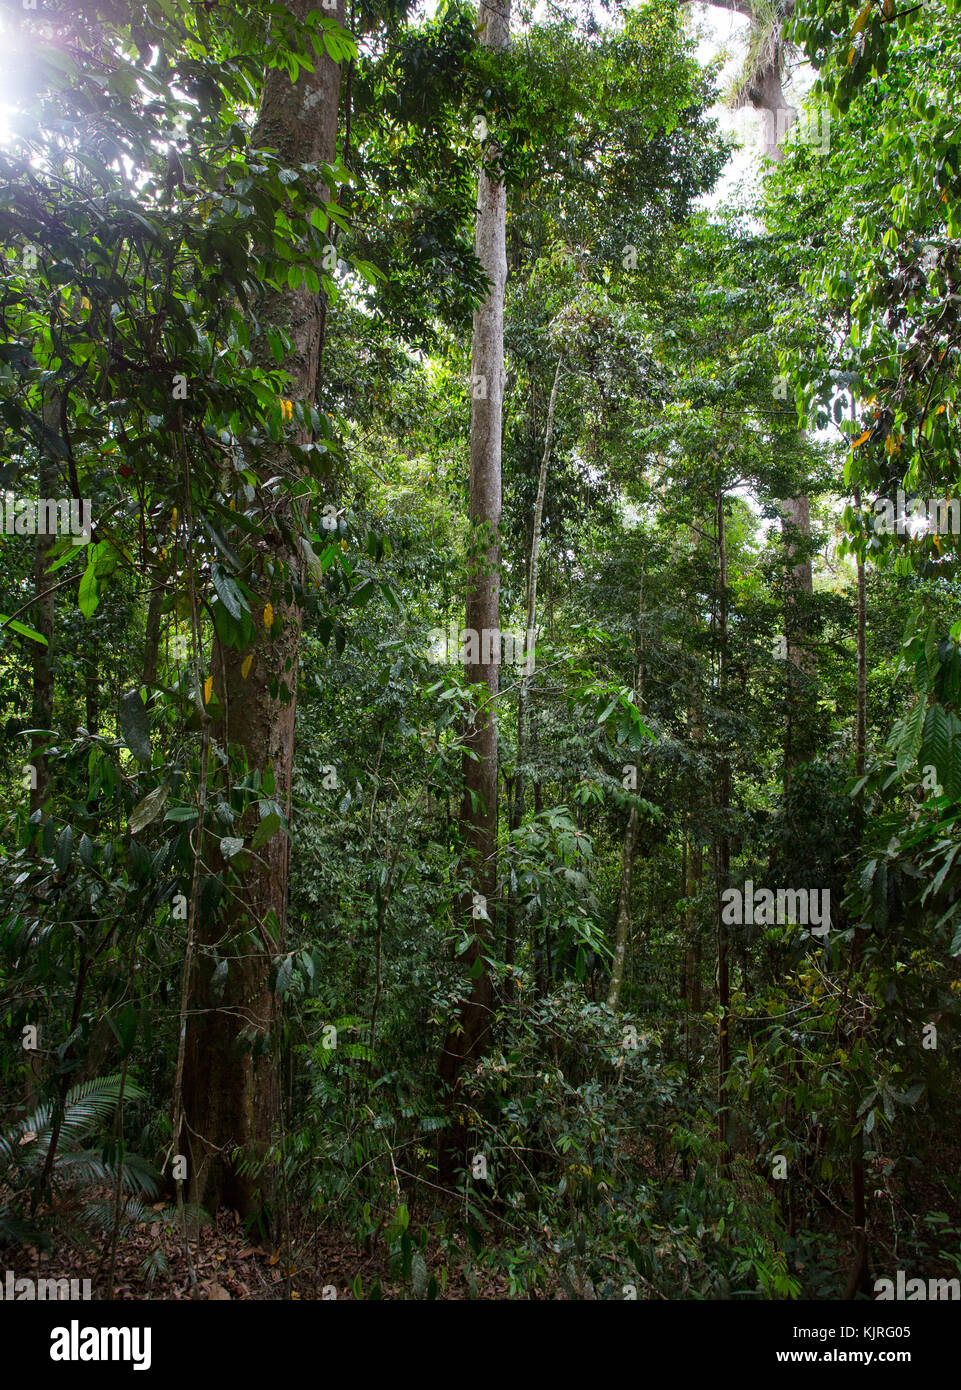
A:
[[0, 0, 960, 1341]]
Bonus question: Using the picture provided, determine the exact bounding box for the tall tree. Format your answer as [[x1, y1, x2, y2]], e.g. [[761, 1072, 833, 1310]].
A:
[[29, 390, 59, 819], [179, 0, 348, 1218], [440, 0, 511, 1091], [688, 0, 816, 760]]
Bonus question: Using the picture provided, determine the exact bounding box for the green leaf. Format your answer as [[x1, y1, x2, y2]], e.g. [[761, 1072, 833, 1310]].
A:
[[411, 1252, 428, 1300], [78, 559, 100, 618], [251, 812, 283, 849], [0, 613, 49, 645], [211, 564, 247, 620], [921, 704, 961, 789], [119, 689, 152, 764], [896, 697, 926, 772], [55, 825, 73, 873], [129, 784, 168, 834]]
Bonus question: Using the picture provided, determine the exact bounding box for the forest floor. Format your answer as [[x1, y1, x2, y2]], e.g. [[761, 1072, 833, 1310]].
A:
[[8, 1128, 961, 1300], [7, 1197, 508, 1300]]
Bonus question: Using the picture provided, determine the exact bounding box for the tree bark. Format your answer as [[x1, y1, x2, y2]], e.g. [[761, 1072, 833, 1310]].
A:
[[29, 390, 59, 817], [852, 388, 867, 782], [515, 354, 562, 822], [607, 573, 644, 1011], [440, 0, 511, 1090], [607, 805, 638, 1011], [141, 579, 164, 690], [740, 16, 817, 769], [716, 490, 732, 1165], [180, 0, 346, 1219]]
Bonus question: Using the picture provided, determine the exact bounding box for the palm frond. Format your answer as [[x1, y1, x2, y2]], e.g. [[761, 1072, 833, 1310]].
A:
[[0, 1074, 147, 1172]]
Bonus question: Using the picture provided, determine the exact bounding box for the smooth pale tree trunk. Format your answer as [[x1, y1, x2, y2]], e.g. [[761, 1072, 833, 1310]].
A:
[[607, 574, 644, 1010], [607, 805, 638, 1010], [440, 0, 510, 1091], [847, 393, 870, 1294], [688, 0, 815, 763], [507, 356, 562, 995], [855, 548, 866, 777], [746, 21, 817, 766], [180, 0, 346, 1218], [515, 354, 562, 828], [29, 392, 59, 818], [851, 384, 867, 784], [715, 491, 732, 1166], [682, 831, 703, 1078]]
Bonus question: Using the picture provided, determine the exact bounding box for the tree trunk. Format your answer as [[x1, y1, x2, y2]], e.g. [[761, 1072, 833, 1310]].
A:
[[683, 833, 703, 1078], [852, 386, 867, 782], [607, 573, 644, 1011], [716, 490, 732, 1165], [607, 805, 638, 1010], [142, 580, 164, 690], [745, 30, 817, 770], [440, 0, 510, 1090], [29, 391, 59, 817], [516, 354, 562, 823], [180, 0, 346, 1219]]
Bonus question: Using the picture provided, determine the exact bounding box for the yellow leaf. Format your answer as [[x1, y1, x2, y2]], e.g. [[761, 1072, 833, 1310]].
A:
[[847, 46, 856, 64], [204, 676, 213, 704], [851, 1, 873, 38], [264, 602, 274, 629], [81, 296, 91, 310], [241, 654, 253, 679], [851, 430, 871, 449], [268, 1251, 281, 1267], [172, 506, 178, 525], [340, 538, 348, 552], [936, 404, 946, 415]]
